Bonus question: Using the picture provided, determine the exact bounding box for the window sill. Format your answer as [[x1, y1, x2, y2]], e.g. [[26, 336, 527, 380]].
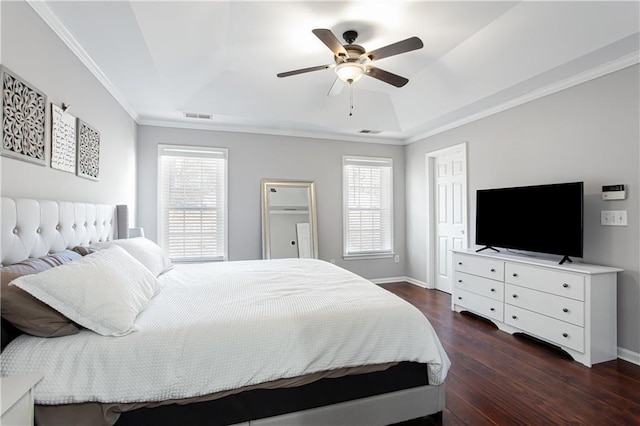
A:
[[343, 253, 394, 261], [170, 257, 226, 264]]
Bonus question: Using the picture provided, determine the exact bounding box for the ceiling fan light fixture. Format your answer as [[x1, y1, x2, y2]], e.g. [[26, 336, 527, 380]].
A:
[[335, 62, 365, 84]]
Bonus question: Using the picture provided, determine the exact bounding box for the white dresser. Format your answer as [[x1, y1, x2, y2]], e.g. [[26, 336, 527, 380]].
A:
[[452, 249, 622, 367]]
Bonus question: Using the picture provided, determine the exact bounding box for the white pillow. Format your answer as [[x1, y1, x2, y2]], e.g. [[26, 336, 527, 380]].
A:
[[11, 246, 161, 336], [92, 237, 173, 277]]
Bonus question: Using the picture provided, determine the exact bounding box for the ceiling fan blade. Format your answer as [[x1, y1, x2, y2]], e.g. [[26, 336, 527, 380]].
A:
[[277, 64, 333, 78], [366, 36, 423, 61], [312, 29, 348, 57], [366, 67, 409, 88], [327, 77, 344, 97]]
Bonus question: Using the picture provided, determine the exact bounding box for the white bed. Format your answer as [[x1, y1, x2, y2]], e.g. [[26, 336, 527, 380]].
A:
[[1, 197, 449, 426]]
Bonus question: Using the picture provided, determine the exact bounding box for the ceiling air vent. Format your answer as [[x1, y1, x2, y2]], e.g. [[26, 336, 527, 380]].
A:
[[359, 129, 382, 135], [184, 112, 212, 120]]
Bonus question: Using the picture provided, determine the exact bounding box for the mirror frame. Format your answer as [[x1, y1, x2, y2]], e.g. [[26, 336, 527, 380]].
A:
[[261, 179, 318, 259]]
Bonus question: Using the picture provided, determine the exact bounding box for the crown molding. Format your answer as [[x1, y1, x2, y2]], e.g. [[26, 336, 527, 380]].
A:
[[137, 115, 406, 145], [405, 52, 639, 145], [27, 0, 139, 121]]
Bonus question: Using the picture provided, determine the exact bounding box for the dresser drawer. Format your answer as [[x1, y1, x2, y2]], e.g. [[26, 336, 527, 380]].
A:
[[454, 271, 504, 301], [505, 284, 584, 327], [454, 253, 504, 281], [505, 305, 584, 352], [454, 288, 503, 322], [505, 263, 584, 301]]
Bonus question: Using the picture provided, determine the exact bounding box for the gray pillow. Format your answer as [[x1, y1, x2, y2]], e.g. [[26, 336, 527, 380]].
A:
[[1, 250, 82, 337]]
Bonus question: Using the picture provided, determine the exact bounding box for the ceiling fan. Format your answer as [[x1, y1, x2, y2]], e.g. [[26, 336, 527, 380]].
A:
[[277, 29, 424, 94]]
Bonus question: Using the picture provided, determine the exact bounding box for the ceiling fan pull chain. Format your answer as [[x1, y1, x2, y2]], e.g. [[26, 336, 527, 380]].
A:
[[349, 84, 354, 117]]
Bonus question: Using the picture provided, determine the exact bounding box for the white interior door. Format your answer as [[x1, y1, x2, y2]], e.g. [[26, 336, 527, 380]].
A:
[[433, 148, 467, 293]]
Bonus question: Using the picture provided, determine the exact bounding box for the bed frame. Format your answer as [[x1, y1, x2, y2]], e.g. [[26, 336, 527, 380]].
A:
[[0, 198, 127, 266], [1, 197, 445, 426]]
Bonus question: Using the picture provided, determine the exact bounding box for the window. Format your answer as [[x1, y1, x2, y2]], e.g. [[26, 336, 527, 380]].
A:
[[343, 156, 393, 258], [158, 145, 227, 262]]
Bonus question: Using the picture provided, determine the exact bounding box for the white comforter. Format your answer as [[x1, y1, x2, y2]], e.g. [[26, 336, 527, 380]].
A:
[[2, 258, 450, 404]]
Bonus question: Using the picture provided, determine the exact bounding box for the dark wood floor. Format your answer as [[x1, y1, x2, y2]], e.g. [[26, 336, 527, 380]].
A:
[[379, 282, 640, 426]]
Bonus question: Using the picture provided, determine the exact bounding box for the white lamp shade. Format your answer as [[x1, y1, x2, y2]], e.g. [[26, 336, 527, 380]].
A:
[[128, 227, 145, 238]]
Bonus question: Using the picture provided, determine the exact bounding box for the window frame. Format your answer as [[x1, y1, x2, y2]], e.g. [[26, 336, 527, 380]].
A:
[[342, 155, 394, 260], [157, 144, 228, 262]]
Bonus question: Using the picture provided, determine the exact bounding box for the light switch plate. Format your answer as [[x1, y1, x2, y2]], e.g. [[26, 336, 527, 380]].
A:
[[601, 210, 627, 226]]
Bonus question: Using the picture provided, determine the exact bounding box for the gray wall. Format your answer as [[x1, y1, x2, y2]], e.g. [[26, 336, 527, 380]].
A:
[[406, 65, 640, 355], [137, 126, 406, 280], [0, 1, 137, 213]]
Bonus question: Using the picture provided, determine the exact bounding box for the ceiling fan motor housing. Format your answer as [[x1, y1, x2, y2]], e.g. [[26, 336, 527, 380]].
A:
[[342, 30, 358, 44], [335, 44, 366, 63]]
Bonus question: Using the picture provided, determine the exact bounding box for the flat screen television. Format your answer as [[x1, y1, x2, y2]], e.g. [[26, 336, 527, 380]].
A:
[[475, 181, 583, 264]]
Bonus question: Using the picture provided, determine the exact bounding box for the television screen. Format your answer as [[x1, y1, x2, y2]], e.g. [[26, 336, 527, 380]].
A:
[[475, 182, 583, 260]]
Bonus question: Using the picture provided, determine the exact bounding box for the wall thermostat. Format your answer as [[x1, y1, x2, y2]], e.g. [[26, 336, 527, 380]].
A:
[[602, 184, 626, 200]]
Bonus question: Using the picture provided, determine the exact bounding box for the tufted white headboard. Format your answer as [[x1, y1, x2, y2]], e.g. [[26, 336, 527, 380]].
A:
[[1, 198, 128, 266]]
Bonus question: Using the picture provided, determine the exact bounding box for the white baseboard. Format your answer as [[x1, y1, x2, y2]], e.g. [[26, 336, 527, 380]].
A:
[[404, 277, 428, 288], [370, 276, 429, 288], [370, 276, 409, 285], [618, 347, 640, 366]]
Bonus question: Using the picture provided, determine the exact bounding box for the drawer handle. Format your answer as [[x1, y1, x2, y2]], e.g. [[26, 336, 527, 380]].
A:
[[512, 294, 518, 298], [458, 279, 462, 283], [490, 288, 496, 292], [458, 262, 463, 266], [490, 268, 496, 272], [563, 308, 569, 313], [512, 315, 517, 320], [562, 333, 569, 338], [458, 296, 462, 300], [562, 283, 569, 288], [490, 308, 495, 312], [512, 273, 518, 277]]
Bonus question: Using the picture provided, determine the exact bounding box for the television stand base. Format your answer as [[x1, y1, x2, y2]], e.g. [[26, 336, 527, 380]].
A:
[[475, 246, 499, 253], [559, 256, 573, 265]]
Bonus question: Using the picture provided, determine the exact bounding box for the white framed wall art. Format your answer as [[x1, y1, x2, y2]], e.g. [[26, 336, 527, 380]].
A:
[[50, 103, 76, 173]]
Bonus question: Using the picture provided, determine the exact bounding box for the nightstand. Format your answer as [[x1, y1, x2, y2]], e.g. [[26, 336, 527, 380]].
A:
[[1, 374, 42, 426]]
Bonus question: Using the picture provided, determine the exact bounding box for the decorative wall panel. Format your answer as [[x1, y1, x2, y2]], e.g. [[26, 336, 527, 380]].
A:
[[76, 119, 100, 180], [1, 66, 47, 166]]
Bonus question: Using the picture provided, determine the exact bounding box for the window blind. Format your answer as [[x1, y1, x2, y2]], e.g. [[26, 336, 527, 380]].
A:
[[343, 156, 393, 257], [158, 145, 227, 262]]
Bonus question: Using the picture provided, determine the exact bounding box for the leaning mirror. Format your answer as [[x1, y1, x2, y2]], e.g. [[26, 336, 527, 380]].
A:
[[261, 179, 318, 259]]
